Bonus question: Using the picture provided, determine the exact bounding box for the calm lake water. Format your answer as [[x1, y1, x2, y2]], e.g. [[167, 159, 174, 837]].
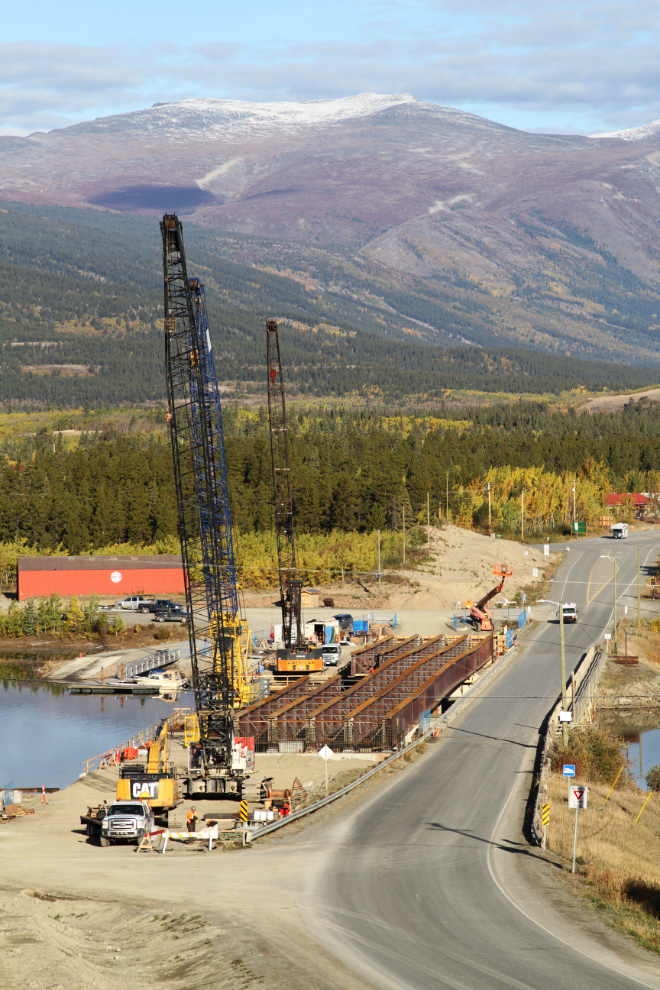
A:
[[605, 718, 660, 788], [0, 676, 194, 789]]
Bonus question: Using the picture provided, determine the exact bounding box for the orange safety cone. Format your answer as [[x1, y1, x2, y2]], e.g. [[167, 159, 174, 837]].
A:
[[42, 785, 47, 805]]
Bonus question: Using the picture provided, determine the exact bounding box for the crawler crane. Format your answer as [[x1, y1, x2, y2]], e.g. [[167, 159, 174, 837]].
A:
[[265, 319, 322, 670], [160, 214, 255, 800]]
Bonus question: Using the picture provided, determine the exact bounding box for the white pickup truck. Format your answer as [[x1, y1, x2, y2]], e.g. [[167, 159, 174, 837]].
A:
[[119, 596, 155, 611], [99, 800, 154, 846]]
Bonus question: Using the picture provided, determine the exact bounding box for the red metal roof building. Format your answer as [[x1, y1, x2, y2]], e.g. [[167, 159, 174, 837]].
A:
[[605, 493, 658, 519], [17, 555, 185, 601]]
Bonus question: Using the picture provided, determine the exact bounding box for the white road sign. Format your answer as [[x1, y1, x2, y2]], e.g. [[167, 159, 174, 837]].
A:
[[318, 745, 334, 760], [543, 545, 550, 556], [568, 785, 588, 809]]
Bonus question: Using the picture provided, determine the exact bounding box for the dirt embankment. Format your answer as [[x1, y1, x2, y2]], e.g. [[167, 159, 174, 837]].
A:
[[547, 770, 660, 953], [597, 622, 660, 709], [245, 525, 548, 612]]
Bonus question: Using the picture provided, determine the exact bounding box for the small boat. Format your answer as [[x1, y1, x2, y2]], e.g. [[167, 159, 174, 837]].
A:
[[145, 669, 190, 692]]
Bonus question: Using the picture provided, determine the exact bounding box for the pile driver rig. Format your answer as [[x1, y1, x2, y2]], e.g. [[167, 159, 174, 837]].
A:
[[265, 319, 303, 654], [160, 214, 254, 799]]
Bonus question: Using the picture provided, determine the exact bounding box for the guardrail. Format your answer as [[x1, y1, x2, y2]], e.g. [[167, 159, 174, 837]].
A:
[[531, 642, 606, 845], [81, 706, 192, 775]]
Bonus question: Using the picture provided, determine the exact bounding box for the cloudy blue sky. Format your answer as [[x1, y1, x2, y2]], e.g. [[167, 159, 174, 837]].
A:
[[1, 0, 658, 137]]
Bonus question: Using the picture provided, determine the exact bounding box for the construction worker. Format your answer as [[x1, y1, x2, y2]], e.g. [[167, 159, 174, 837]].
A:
[[186, 806, 198, 833]]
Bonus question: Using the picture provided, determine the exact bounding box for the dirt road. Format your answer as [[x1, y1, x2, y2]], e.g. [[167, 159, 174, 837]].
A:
[[0, 749, 382, 990]]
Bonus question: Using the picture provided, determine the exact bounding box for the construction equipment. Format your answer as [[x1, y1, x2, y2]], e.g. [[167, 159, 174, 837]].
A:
[[469, 565, 513, 631], [115, 720, 181, 813], [265, 319, 322, 670], [160, 214, 254, 799], [188, 276, 253, 707], [147, 720, 169, 774], [265, 319, 303, 652]]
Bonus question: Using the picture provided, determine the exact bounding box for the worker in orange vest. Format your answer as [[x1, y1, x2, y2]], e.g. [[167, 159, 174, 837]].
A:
[[186, 806, 198, 833]]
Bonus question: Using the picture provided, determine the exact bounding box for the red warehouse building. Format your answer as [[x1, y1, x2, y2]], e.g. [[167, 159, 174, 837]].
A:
[[17, 555, 185, 600]]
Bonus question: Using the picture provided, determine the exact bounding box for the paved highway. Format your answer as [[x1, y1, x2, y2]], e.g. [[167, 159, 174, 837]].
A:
[[310, 533, 660, 990]]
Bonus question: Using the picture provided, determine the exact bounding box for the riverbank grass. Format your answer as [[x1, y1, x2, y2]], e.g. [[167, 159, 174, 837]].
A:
[[547, 772, 660, 951]]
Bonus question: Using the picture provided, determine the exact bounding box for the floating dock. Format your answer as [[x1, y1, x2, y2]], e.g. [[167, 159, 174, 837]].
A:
[[67, 679, 159, 695]]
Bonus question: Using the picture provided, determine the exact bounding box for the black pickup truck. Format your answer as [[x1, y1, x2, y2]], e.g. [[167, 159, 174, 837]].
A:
[[138, 599, 183, 615], [153, 606, 188, 624]]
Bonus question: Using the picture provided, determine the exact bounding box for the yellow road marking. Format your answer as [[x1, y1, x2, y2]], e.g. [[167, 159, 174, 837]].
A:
[[586, 553, 619, 608]]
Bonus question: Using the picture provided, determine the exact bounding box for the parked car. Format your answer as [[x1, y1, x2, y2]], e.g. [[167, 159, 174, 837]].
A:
[[153, 606, 188, 624], [120, 596, 155, 611], [138, 598, 183, 615], [322, 643, 343, 666], [99, 800, 154, 846]]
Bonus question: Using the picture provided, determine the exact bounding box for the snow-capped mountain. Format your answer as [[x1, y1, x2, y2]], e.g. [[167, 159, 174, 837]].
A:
[[1, 93, 660, 293], [592, 119, 660, 142]]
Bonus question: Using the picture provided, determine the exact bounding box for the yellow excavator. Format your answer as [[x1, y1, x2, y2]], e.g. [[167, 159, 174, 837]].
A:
[[116, 720, 180, 813]]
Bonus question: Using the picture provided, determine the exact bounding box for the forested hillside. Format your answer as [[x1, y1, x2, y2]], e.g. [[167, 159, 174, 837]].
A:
[[1, 400, 659, 553], [1, 201, 660, 409]]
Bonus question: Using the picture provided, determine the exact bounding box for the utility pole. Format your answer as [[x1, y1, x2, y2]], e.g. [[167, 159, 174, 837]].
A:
[[521, 489, 524, 543], [559, 600, 568, 746], [402, 506, 406, 567], [638, 546, 641, 635], [446, 473, 449, 522], [572, 479, 576, 528], [613, 555, 618, 655], [427, 492, 430, 548], [486, 482, 492, 532], [377, 530, 381, 594]]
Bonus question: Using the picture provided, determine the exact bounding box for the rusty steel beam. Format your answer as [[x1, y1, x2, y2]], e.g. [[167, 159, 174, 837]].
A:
[[350, 635, 419, 676], [237, 675, 312, 740], [311, 635, 451, 723], [319, 637, 493, 750], [312, 638, 467, 740]]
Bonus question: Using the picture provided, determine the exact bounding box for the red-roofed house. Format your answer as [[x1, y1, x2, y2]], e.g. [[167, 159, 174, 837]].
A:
[[605, 493, 658, 519]]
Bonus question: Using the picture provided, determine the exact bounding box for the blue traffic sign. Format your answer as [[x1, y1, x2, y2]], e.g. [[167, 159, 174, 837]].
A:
[[563, 764, 576, 777]]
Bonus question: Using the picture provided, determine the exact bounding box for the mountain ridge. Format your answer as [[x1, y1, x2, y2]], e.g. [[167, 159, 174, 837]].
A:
[[1, 94, 660, 366]]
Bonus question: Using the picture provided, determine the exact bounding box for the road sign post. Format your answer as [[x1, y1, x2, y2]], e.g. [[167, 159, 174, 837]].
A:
[[541, 802, 550, 850], [319, 744, 333, 797], [568, 785, 588, 873]]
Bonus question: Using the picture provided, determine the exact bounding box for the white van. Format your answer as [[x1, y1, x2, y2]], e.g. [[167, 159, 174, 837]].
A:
[[556, 603, 578, 623], [611, 523, 628, 539], [322, 644, 343, 667]]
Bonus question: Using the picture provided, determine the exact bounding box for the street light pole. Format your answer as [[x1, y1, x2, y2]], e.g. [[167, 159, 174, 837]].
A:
[[613, 555, 618, 654], [638, 546, 641, 635], [559, 599, 568, 746], [486, 482, 492, 532]]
